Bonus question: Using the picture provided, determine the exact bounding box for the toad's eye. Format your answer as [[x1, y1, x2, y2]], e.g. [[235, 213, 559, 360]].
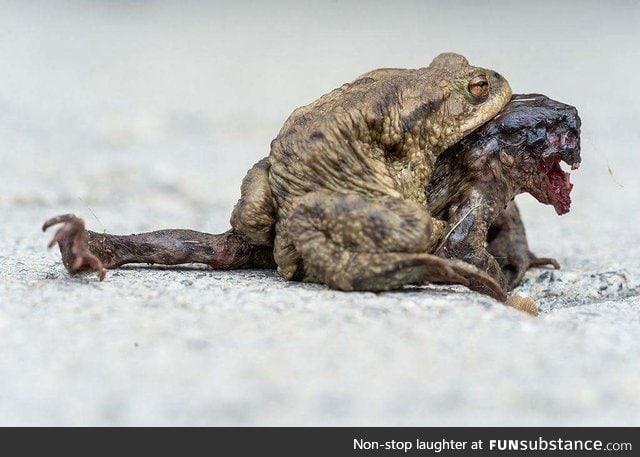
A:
[[468, 75, 489, 99]]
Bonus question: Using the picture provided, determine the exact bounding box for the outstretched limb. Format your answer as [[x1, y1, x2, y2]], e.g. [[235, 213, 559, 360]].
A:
[[43, 214, 275, 280], [486, 201, 559, 290], [285, 192, 506, 301]]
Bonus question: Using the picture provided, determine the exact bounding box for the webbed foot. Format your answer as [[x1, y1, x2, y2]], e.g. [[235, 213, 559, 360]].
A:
[[503, 250, 559, 291], [43, 214, 107, 280]]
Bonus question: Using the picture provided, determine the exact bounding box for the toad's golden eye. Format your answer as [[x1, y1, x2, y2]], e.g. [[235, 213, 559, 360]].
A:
[[468, 75, 489, 98]]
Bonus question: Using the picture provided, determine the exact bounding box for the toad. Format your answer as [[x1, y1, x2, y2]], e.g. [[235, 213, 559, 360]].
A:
[[428, 93, 580, 295], [43, 54, 581, 313]]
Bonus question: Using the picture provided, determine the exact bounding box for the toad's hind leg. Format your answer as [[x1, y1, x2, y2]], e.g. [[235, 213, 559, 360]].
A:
[[43, 158, 278, 280], [286, 192, 504, 299], [43, 215, 275, 280]]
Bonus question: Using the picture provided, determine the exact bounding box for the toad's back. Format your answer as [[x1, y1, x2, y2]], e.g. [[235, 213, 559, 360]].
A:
[[268, 67, 447, 219], [236, 54, 512, 280]]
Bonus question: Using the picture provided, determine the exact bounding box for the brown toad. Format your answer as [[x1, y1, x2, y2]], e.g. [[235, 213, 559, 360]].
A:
[[43, 53, 580, 312]]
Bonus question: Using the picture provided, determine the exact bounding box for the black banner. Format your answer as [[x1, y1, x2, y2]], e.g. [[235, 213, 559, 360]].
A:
[[1, 427, 637, 456]]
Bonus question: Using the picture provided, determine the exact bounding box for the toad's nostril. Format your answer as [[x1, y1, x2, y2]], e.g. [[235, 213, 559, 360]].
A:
[[493, 72, 502, 80]]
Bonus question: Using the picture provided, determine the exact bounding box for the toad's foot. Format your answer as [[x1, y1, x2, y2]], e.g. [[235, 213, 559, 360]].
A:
[[43, 214, 107, 280], [503, 251, 559, 292]]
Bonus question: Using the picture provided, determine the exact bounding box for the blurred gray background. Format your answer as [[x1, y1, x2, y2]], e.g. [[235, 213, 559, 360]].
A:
[[1, 0, 639, 425]]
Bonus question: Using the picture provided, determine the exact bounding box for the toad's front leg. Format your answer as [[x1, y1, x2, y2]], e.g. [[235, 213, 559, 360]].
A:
[[438, 198, 508, 294], [438, 200, 543, 314], [486, 201, 559, 290], [284, 192, 505, 300]]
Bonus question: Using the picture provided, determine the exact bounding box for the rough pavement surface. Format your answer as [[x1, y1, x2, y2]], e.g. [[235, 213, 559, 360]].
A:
[[1, 1, 639, 425]]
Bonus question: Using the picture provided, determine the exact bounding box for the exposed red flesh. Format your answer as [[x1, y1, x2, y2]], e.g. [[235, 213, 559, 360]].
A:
[[541, 157, 573, 215]]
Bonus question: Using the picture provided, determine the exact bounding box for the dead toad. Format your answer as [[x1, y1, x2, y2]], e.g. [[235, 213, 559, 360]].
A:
[[43, 53, 581, 313]]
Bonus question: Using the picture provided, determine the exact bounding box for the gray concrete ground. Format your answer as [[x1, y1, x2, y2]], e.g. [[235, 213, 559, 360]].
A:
[[1, 0, 639, 425]]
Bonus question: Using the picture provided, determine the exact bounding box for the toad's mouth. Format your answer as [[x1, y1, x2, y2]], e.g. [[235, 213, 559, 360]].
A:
[[539, 131, 580, 215]]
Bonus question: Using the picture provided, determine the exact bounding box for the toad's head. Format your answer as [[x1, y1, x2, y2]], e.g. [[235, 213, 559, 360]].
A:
[[464, 94, 581, 214]]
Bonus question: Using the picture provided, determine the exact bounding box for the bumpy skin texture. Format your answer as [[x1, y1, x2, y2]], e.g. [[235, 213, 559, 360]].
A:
[[43, 55, 581, 310], [268, 53, 512, 286]]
